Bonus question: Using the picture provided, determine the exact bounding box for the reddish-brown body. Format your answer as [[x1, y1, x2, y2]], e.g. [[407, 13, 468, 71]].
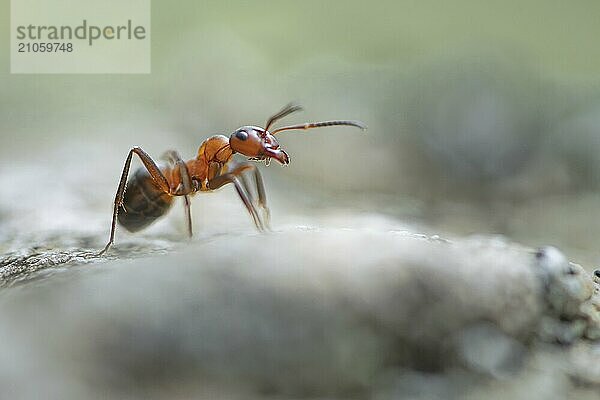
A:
[[185, 135, 234, 190], [100, 103, 366, 254], [117, 135, 235, 232]]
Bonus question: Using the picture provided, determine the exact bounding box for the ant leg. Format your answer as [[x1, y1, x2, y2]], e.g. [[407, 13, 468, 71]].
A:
[[208, 173, 265, 231], [227, 163, 271, 229], [249, 165, 270, 229], [162, 150, 194, 238], [183, 195, 192, 238], [99, 147, 170, 255]]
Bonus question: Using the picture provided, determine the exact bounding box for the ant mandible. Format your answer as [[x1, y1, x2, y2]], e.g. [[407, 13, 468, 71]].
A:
[[99, 103, 366, 254]]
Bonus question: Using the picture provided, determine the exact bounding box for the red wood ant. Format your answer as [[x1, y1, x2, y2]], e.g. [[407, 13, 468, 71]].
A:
[[99, 103, 366, 254]]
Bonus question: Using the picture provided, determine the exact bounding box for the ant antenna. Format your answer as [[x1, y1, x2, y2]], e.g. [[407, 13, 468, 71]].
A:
[[271, 120, 367, 135], [264, 103, 303, 132]]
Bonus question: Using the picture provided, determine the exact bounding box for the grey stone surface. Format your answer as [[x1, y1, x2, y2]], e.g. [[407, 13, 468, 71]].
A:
[[0, 228, 598, 399]]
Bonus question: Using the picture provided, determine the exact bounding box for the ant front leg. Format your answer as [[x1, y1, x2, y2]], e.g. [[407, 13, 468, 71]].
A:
[[162, 150, 194, 238], [234, 163, 271, 229], [217, 162, 271, 229], [99, 147, 170, 255], [208, 168, 265, 232]]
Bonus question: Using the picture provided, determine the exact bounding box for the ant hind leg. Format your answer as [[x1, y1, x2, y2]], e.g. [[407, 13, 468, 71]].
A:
[[99, 147, 170, 255]]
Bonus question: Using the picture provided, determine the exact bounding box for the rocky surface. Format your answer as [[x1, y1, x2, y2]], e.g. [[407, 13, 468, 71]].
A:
[[0, 226, 598, 399]]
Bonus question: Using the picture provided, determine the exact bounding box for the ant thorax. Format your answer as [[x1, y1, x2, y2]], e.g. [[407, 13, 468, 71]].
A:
[[197, 135, 233, 164]]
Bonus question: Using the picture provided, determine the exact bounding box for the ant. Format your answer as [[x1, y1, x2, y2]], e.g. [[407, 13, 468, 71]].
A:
[[99, 103, 366, 254]]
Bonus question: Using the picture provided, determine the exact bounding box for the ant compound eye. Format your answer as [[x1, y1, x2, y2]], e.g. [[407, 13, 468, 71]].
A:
[[235, 130, 248, 141]]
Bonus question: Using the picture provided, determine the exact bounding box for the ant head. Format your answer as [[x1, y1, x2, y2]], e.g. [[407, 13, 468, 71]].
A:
[[229, 126, 289, 165], [228, 103, 366, 166]]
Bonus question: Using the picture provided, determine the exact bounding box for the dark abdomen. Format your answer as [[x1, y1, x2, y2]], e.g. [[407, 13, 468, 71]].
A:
[[118, 168, 174, 232]]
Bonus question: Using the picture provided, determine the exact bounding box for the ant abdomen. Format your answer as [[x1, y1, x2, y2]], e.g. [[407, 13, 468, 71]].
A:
[[117, 168, 174, 232]]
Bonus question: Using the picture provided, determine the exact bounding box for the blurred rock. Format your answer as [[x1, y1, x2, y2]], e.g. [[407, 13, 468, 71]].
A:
[[454, 323, 526, 379], [569, 341, 600, 386], [534, 246, 600, 344], [550, 101, 600, 189], [0, 228, 599, 399], [403, 54, 546, 186]]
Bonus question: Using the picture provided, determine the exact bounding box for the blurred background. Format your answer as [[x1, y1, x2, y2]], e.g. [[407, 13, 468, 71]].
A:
[[2, 0, 600, 265]]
